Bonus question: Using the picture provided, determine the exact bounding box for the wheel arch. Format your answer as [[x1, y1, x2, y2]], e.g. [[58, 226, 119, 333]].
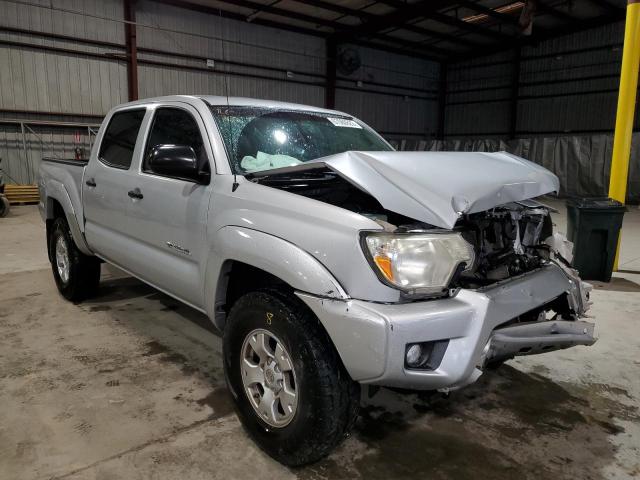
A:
[[204, 226, 349, 331], [43, 185, 92, 256]]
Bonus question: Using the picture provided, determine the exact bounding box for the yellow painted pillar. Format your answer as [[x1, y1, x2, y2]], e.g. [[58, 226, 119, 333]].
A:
[[609, 0, 640, 270]]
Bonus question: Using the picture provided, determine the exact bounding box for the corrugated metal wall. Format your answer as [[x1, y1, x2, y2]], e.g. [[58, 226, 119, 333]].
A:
[[335, 44, 440, 137], [0, 0, 439, 183], [445, 22, 627, 138], [0, 117, 99, 185], [518, 22, 626, 135], [446, 50, 514, 137], [0, 0, 128, 116], [135, 0, 326, 106], [0, 0, 124, 183]]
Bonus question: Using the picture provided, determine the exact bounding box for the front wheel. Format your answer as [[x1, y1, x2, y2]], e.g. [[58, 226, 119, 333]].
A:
[[223, 290, 359, 466], [49, 217, 100, 301]]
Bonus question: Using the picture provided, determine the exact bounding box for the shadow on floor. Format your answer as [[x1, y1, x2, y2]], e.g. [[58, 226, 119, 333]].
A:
[[81, 274, 639, 480], [79, 275, 230, 417], [299, 365, 638, 480], [592, 277, 640, 292], [85, 275, 217, 334]]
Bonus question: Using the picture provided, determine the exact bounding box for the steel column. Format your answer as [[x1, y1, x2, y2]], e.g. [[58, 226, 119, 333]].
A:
[[509, 47, 521, 140], [20, 122, 28, 183], [325, 39, 337, 110], [124, 0, 139, 101], [436, 62, 447, 140], [609, 0, 640, 269]]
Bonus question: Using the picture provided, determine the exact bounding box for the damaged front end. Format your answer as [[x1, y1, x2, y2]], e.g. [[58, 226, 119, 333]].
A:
[[247, 151, 596, 378], [453, 199, 596, 367], [453, 199, 592, 317]]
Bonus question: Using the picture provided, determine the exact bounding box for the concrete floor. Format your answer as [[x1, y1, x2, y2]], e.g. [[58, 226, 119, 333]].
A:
[[1, 201, 639, 480]]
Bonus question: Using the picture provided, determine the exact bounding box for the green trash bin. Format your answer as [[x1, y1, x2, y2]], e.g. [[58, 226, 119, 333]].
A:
[[565, 197, 626, 282]]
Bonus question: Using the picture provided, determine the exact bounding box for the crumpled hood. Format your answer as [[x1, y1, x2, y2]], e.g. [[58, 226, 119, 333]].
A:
[[310, 150, 559, 229]]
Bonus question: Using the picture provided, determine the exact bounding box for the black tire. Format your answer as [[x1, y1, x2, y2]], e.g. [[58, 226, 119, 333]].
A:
[[0, 195, 9, 217], [223, 289, 360, 466], [49, 216, 100, 302]]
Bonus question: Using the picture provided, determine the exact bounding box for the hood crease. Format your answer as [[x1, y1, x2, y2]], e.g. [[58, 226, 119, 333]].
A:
[[251, 150, 560, 229], [316, 151, 560, 229]]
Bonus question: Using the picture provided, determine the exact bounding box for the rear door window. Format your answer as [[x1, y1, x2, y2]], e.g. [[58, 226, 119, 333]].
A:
[[98, 109, 146, 169]]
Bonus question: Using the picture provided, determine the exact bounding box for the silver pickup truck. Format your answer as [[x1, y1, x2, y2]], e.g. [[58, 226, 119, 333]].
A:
[[39, 95, 595, 466]]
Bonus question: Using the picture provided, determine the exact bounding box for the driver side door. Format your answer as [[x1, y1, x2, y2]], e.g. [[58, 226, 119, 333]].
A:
[[125, 103, 213, 309]]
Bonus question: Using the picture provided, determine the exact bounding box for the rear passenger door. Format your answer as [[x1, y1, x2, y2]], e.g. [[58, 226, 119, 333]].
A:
[[83, 108, 147, 267], [125, 104, 213, 309]]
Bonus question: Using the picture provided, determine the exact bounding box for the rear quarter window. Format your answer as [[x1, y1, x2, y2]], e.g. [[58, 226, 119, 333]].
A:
[[98, 109, 146, 169]]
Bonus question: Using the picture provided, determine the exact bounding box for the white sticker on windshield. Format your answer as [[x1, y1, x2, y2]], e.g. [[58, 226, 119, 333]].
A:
[[327, 117, 362, 129]]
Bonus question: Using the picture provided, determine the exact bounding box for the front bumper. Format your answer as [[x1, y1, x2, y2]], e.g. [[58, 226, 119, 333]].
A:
[[297, 263, 595, 391]]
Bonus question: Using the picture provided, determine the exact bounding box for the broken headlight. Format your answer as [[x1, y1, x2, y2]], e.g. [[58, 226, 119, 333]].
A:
[[361, 232, 475, 296]]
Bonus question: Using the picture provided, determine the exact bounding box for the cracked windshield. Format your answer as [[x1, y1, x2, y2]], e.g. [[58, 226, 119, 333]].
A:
[[210, 106, 392, 174]]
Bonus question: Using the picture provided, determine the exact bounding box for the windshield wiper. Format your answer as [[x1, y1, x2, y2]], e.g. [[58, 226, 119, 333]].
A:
[[245, 164, 340, 190], [244, 162, 332, 181]]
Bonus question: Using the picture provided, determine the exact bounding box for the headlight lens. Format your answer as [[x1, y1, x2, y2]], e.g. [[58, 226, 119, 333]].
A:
[[362, 232, 475, 295]]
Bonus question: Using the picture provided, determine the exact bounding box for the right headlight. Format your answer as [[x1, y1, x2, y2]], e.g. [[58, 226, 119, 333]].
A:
[[361, 231, 475, 296]]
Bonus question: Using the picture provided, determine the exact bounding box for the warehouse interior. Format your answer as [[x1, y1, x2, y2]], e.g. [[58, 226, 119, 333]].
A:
[[1, 0, 640, 478], [1, 0, 638, 200]]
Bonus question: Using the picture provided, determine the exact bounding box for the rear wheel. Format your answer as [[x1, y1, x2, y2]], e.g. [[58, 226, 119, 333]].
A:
[[49, 217, 100, 301], [223, 289, 359, 466]]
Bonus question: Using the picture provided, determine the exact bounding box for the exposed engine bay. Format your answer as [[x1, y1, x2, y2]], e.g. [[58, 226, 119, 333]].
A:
[[455, 201, 554, 288]]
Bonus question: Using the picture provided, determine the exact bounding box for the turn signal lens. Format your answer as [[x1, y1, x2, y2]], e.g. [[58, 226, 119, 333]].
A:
[[373, 255, 394, 281]]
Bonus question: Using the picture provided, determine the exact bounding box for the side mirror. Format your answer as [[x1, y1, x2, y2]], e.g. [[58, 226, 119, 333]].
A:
[[147, 145, 206, 183]]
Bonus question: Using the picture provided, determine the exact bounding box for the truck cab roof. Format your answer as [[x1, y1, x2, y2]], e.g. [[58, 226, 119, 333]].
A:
[[115, 95, 347, 117]]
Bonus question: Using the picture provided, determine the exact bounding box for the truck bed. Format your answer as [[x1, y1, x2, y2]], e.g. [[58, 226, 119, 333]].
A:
[[42, 157, 89, 166], [38, 157, 87, 232]]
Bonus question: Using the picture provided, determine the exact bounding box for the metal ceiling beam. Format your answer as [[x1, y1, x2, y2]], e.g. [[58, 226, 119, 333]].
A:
[[455, 0, 520, 25], [153, 0, 327, 37], [191, 0, 344, 30], [153, 0, 451, 60], [355, 0, 515, 41], [217, 0, 469, 56], [453, 8, 626, 62], [531, 5, 626, 41], [290, 0, 477, 47], [333, 0, 456, 39], [288, 0, 369, 20], [424, 10, 514, 40], [535, 1, 576, 23], [455, 1, 559, 36], [585, 0, 625, 15]]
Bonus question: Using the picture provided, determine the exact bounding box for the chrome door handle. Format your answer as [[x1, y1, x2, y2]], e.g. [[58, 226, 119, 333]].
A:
[[127, 188, 143, 200]]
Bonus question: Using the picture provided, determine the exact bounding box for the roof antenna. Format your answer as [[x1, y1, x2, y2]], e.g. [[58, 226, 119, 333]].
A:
[[218, 9, 239, 192]]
